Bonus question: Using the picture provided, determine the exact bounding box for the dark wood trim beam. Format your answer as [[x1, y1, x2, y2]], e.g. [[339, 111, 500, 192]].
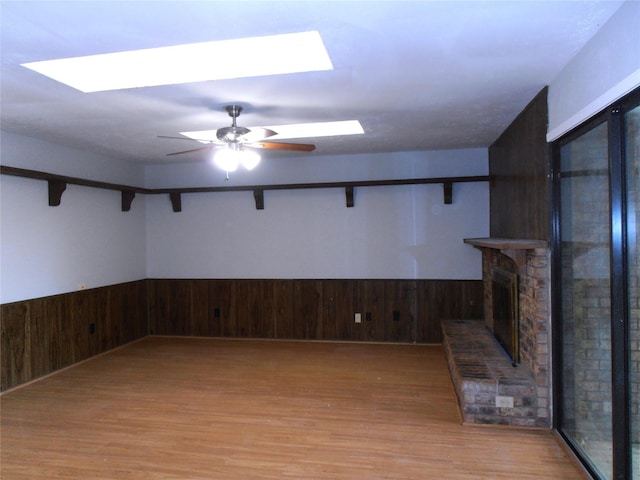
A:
[[1, 165, 490, 212], [48, 180, 66, 206], [1, 166, 149, 194], [463, 237, 548, 270], [463, 237, 548, 250], [150, 175, 490, 195]]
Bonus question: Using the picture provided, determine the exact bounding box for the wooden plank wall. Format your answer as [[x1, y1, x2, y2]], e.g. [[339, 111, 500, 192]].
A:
[[0, 280, 148, 391], [148, 279, 484, 344], [489, 87, 550, 241], [1, 278, 482, 391]]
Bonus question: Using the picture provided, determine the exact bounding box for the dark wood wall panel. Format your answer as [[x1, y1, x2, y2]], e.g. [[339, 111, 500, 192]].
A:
[[356, 280, 385, 342], [1, 280, 147, 392], [489, 87, 550, 241], [273, 280, 294, 339], [292, 280, 323, 340], [236, 280, 276, 338], [28, 298, 50, 379], [417, 280, 484, 343], [323, 280, 355, 341], [210, 279, 236, 337], [147, 279, 483, 344], [148, 279, 191, 336], [68, 289, 93, 361], [190, 280, 211, 337], [384, 280, 417, 343], [1, 302, 29, 388], [3, 278, 482, 391]]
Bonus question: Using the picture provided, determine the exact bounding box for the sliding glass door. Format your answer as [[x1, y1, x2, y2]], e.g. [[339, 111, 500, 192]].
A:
[[553, 88, 639, 480], [627, 102, 639, 480], [556, 117, 612, 478]]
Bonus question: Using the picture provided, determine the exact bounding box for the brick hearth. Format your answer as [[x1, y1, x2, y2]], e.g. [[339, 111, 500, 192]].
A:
[[444, 238, 551, 427], [442, 319, 538, 426]]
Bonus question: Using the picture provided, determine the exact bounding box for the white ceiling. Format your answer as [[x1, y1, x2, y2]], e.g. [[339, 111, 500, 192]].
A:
[[0, 1, 624, 165]]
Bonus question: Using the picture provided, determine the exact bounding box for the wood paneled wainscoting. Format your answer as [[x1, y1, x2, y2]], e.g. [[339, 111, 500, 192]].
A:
[[147, 279, 483, 343], [1, 279, 482, 392], [0, 280, 148, 391]]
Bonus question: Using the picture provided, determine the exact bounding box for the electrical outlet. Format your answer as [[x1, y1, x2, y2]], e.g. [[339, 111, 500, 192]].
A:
[[496, 396, 514, 408], [354, 313, 362, 323]]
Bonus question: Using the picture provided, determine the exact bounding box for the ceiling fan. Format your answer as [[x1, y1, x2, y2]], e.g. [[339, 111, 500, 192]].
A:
[[161, 105, 316, 158]]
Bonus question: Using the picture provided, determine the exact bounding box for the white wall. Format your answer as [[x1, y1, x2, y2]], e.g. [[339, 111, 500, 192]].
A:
[[1, 131, 144, 186], [547, 0, 640, 141], [0, 132, 147, 303], [145, 149, 487, 189], [145, 149, 489, 280], [1, 135, 488, 303]]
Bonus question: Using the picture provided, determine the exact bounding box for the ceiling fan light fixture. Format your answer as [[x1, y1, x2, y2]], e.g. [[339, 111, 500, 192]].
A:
[[213, 148, 240, 172], [240, 149, 261, 170], [212, 147, 261, 172]]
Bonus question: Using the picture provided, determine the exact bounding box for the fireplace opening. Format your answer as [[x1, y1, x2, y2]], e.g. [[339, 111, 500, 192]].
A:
[[490, 266, 519, 366]]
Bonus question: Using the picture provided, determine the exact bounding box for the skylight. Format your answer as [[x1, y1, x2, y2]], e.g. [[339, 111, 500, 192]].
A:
[[182, 120, 364, 142], [21, 31, 333, 93]]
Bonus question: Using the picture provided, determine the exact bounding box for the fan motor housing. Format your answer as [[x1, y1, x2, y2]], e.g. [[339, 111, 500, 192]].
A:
[[216, 126, 250, 141]]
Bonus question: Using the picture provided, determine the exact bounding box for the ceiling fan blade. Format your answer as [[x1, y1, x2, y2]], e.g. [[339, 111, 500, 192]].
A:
[[249, 141, 316, 152], [240, 128, 278, 143], [159, 135, 219, 143], [166, 145, 216, 156], [158, 135, 192, 141]]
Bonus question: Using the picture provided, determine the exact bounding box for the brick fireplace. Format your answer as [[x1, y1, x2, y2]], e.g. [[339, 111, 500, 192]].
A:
[[442, 238, 551, 427]]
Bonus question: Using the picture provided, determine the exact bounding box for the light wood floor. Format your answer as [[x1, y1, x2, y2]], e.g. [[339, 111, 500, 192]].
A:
[[1, 337, 584, 479]]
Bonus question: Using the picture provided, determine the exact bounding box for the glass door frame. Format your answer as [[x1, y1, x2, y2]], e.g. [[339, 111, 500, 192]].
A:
[[551, 87, 639, 480]]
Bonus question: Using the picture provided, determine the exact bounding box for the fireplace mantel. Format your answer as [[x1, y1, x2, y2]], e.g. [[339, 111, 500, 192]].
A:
[[464, 237, 548, 269]]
